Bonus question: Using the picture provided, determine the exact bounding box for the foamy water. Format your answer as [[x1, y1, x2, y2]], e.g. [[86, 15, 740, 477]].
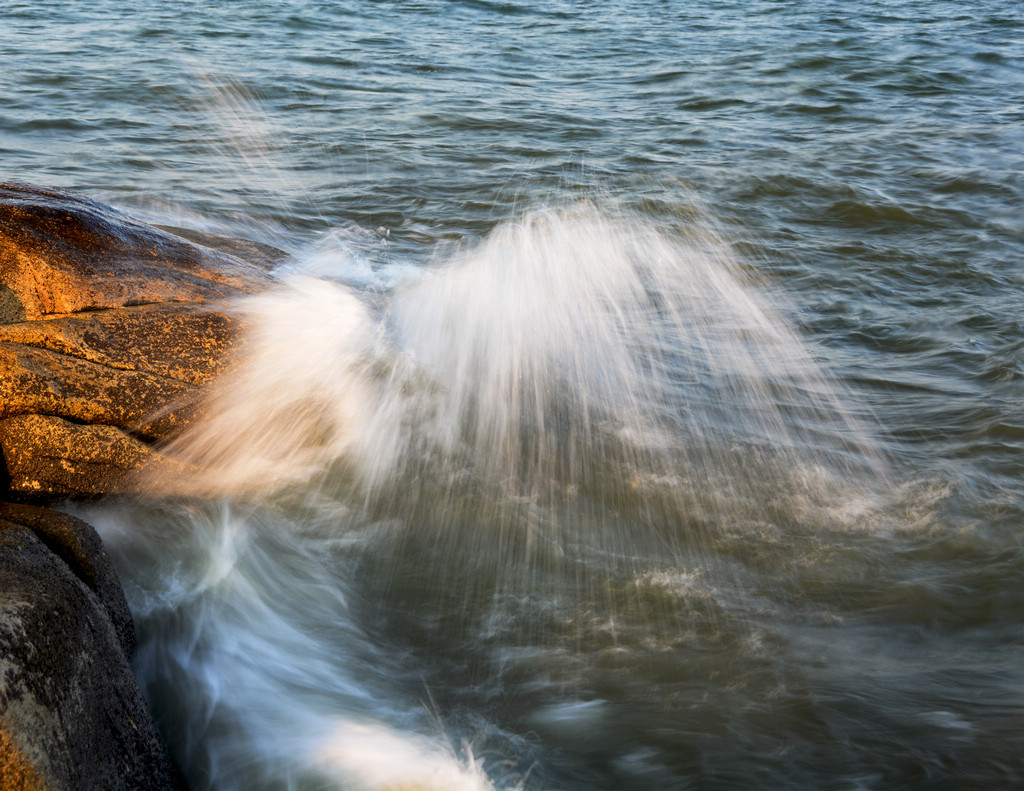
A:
[[26, 0, 1023, 787], [85, 206, 918, 791], [150, 207, 884, 511]]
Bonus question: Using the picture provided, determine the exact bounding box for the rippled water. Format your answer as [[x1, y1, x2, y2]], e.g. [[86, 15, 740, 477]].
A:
[[3, 1, 1023, 789]]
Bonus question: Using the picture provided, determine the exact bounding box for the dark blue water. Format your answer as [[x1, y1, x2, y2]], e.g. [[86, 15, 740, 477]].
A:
[[4, 2, 1024, 789]]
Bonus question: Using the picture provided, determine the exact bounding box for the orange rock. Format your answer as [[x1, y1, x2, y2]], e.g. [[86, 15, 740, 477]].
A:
[[0, 183, 279, 499], [0, 301, 237, 386], [0, 727, 47, 791], [0, 302, 243, 442], [0, 415, 155, 497], [0, 181, 274, 321]]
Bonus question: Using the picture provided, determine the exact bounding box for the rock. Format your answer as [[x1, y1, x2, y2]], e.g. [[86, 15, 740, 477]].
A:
[[0, 184, 280, 789], [154, 224, 290, 273], [0, 300, 237, 387], [0, 728, 46, 791], [0, 303, 238, 444], [0, 415, 164, 498], [0, 181, 274, 321], [0, 503, 186, 790], [0, 503, 134, 654], [0, 182, 278, 499]]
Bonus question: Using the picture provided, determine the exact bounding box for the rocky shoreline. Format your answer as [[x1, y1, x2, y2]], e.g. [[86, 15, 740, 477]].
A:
[[0, 182, 280, 789]]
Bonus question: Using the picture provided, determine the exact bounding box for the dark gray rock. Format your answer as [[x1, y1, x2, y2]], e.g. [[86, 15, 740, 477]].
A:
[[0, 503, 185, 790]]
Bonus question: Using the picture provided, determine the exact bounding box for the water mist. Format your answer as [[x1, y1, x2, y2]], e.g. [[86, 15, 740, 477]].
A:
[[106, 205, 890, 791]]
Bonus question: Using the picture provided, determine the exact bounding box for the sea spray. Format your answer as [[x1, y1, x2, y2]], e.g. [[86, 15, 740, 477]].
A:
[[149, 204, 887, 536], [117, 204, 895, 789], [33, 2, 1023, 786], [147, 277, 383, 496]]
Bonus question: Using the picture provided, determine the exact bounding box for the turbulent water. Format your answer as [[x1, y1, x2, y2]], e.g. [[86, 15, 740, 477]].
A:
[[3, 1, 1024, 789]]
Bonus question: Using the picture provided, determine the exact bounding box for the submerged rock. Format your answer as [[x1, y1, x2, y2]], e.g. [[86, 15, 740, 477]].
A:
[[0, 502, 186, 790]]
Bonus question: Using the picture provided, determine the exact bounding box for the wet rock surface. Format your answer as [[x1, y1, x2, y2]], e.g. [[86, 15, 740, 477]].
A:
[[0, 182, 281, 789], [0, 503, 186, 791], [0, 181, 274, 321]]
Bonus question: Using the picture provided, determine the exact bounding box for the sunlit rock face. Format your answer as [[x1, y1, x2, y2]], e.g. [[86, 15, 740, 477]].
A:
[[0, 304, 233, 495], [0, 181, 274, 320], [0, 503, 186, 791], [0, 184, 283, 788], [0, 182, 279, 498], [0, 415, 167, 497]]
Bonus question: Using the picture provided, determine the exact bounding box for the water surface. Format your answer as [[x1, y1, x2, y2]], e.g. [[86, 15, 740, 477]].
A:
[[3, 1, 1023, 789]]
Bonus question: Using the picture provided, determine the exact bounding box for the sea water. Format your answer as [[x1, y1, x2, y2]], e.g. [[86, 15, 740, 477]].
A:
[[2, 1, 1023, 789]]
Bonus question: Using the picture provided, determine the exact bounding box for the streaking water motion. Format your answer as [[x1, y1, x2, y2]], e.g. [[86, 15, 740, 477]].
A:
[[15, 0, 1021, 786], [151, 204, 885, 516], [98, 206, 898, 790]]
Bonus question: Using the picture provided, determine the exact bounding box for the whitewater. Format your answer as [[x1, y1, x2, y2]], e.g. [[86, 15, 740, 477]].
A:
[[4, 0, 1022, 788]]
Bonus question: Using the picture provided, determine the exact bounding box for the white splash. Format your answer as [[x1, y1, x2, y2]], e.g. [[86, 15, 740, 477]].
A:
[[316, 721, 493, 791], [148, 204, 887, 531]]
